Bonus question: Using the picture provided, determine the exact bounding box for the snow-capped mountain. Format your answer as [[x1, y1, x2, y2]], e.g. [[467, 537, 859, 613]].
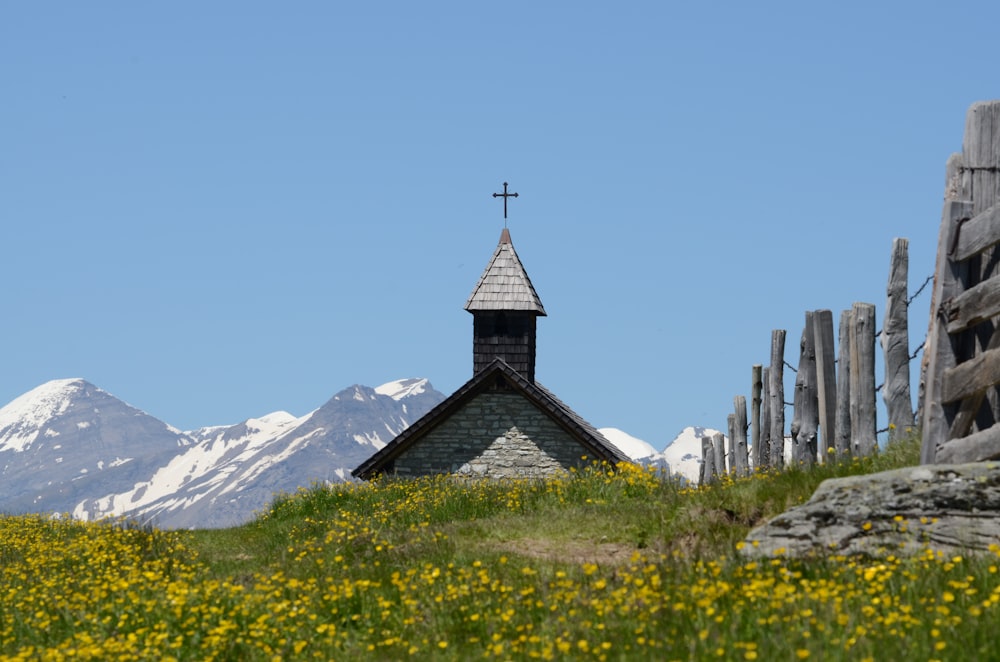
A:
[[0, 377, 710, 528], [0, 379, 194, 517], [1, 378, 444, 529]]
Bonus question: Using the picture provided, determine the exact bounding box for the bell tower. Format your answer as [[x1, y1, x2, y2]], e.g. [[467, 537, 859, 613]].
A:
[[464, 227, 546, 382]]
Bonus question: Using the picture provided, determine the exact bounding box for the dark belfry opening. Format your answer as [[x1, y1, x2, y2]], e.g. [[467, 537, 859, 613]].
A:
[[472, 310, 537, 382]]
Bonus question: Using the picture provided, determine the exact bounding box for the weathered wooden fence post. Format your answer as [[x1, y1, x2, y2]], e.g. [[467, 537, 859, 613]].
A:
[[700, 436, 715, 485], [834, 309, 853, 457], [850, 302, 878, 456], [713, 430, 726, 478], [791, 312, 819, 465], [921, 160, 973, 463], [769, 330, 786, 468], [733, 396, 749, 476], [882, 237, 913, 442], [726, 414, 736, 476], [751, 365, 763, 470], [813, 309, 837, 459], [759, 367, 772, 469]]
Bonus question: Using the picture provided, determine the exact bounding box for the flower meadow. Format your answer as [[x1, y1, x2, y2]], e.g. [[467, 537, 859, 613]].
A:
[[3, 438, 1000, 660]]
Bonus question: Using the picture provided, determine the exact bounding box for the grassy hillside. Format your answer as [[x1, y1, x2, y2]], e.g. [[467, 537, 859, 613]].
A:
[[3, 436, 1000, 660]]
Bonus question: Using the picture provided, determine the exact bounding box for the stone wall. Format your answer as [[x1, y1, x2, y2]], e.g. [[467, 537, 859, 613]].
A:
[[391, 392, 588, 478]]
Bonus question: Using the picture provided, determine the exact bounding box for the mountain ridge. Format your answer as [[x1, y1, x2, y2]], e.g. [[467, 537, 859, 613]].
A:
[[0, 378, 712, 527]]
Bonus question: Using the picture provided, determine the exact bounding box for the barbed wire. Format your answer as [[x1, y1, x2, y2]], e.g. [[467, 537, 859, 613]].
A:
[[781, 272, 934, 377], [907, 274, 933, 306], [713, 268, 934, 470], [767, 272, 934, 400]]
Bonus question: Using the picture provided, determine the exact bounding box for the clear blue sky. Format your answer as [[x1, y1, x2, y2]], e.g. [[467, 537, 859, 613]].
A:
[[2, 2, 997, 448]]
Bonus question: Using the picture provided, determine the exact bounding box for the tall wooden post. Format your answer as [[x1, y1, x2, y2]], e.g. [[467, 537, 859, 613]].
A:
[[882, 238, 913, 442], [726, 414, 736, 477], [850, 302, 878, 456], [834, 310, 853, 457], [769, 330, 786, 468], [813, 309, 838, 459], [760, 367, 772, 468], [733, 395, 749, 476], [713, 430, 726, 478], [700, 436, 715, 485], [918, 155, 968, 440], [791, 313, 819, 465], [751, 365, 763, 470]]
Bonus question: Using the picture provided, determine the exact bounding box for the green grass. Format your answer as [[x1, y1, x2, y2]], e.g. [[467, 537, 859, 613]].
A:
[[5, 433, 999, 660]]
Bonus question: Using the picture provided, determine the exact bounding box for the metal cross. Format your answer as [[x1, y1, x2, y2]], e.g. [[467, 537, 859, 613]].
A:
[[492, 182, 519, 223]]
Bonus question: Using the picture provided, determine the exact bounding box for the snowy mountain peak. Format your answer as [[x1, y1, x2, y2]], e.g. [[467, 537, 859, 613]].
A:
[[253, 411, 299, 426], [244, 411, 302, 436], [0, 378, 97, 452], [0, 378, 87, 427], [375, 378, 428, 401]]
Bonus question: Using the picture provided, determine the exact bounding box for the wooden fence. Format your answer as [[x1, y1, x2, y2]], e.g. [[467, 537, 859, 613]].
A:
[[701, 100, 1000, 483], [701, 239, 919, 484], [922, 101, 1000, 464]]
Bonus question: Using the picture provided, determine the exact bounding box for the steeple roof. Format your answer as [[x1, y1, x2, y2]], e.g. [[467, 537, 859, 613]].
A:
[[464, 228, 546, 315]]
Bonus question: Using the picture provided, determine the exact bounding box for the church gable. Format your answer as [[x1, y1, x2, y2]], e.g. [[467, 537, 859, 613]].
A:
[[390, 390, 592, 478], [351, 359, 630, 480]]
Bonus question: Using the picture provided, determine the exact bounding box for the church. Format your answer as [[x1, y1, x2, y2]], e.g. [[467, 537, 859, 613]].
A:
[[352, 187, 629, 480]]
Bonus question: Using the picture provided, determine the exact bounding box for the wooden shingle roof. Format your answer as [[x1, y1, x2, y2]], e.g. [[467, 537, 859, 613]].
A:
[[464, 229, 546, 315], [351, 358, 630, 480]]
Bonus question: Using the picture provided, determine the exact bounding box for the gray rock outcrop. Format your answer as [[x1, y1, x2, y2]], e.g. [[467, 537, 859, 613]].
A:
[[742, 463, 1000, 558]]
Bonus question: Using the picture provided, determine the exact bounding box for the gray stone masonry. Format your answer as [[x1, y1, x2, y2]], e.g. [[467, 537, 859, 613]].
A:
[[392, 392, 590, 478]]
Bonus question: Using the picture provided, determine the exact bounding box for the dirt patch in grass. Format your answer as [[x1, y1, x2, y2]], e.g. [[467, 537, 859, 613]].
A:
[[492, 538, 638, 566]]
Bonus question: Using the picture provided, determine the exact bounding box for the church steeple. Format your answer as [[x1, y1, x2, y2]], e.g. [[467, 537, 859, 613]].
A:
[[464, 228, 546, 382]]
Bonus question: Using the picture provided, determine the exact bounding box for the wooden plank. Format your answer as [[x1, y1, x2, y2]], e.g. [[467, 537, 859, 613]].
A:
[[769, 330, 786, 469], [963, 101, 1000, 170], [882, 238, 913, 441], [850, 302, 877, 456], [942, 347, 1000, 404], [945, 275, 1000, 334], [791, 313, 819, 466], [952, 203, 1000, 262], [936, 421, 1000, 464], [949, 327, 1000, 438], [921, 198, 975, 463], [834, 309, 852, 457]]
